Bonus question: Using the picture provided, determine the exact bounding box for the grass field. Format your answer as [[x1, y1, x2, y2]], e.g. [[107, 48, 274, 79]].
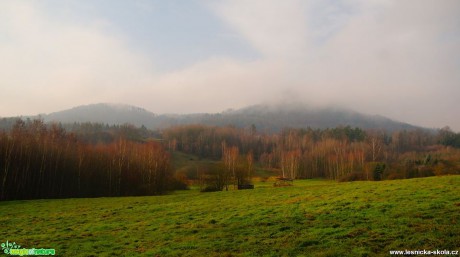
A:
[[1, 176, 459, 257]]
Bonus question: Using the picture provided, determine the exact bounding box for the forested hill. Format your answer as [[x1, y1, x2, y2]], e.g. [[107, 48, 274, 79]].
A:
[[44, 103, 159, 127], [191, 104, 419, 132], [1, 103, 421, 132]]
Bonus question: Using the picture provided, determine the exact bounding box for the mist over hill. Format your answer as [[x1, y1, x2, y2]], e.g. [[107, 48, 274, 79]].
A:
[[44, 103, 160, 128], [29, 103, 420, 132], [194, 103, 420, 132]]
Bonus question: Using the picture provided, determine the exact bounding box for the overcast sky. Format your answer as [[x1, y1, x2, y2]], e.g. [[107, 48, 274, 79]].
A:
[[1, 0, 459, 131]]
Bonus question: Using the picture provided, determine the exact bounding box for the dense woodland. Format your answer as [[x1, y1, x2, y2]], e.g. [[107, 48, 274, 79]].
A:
[[1, 118, 460, 200], [0, 120, 175, 201], [163, 124, 460, 184]]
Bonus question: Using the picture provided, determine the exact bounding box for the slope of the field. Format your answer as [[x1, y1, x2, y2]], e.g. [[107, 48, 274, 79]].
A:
[[1, 176, 459, 257]]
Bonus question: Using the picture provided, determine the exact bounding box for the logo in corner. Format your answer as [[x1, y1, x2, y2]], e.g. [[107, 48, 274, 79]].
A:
[[1, 241, 21, 255], [1, 241, 55, 256]]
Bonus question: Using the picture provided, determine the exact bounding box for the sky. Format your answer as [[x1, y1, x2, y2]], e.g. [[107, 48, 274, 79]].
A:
[[1, 0, 459, 131]]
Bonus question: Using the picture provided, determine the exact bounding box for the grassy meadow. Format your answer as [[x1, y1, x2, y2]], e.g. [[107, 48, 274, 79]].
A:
[[1, 176, 459, 257]]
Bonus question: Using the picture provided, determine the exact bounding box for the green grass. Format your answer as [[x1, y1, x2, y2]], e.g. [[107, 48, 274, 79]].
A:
[[1, 176, 459, 256]]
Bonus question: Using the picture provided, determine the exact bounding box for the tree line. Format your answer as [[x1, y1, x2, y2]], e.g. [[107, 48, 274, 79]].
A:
[[163, 124, 460, 185], [2, 119, 459, 199], [0, 119, 176, 201]]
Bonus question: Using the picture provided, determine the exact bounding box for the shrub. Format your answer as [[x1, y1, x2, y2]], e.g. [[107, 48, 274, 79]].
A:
[[386, 172, 405, 180], [200, 186, 221, 192], [339, 172, 367, 182]]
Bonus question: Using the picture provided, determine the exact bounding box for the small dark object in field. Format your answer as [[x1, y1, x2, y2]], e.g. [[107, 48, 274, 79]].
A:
[[200, 186, 220, 192], [237, 184, 254, 190]]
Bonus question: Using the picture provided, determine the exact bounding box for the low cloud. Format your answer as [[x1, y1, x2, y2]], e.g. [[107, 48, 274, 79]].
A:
[[0, 1, 156, 115], [203, 0, 460, 129], [1, 0, 459, 130]]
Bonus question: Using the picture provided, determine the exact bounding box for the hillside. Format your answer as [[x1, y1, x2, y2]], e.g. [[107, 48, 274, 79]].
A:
[[1, 176, 458, 256], [43, 103, 161, 128], [192, 103, 419, 132], [30, 103, 423, 132]]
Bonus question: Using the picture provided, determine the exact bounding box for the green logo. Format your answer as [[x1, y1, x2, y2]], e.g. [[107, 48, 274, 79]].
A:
[[1, 241, 20, 255], [1, 241, 55, 256]]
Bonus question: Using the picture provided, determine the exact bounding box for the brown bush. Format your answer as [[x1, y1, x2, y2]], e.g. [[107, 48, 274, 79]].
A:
[[386, 172, 405, 180], [339, 172, 367, 182]]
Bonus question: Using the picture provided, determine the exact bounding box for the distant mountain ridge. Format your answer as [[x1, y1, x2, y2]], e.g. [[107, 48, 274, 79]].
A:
[[188, 103, 420, 132], [8, 103, 422, 132], [44, 103, 157, 126]]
